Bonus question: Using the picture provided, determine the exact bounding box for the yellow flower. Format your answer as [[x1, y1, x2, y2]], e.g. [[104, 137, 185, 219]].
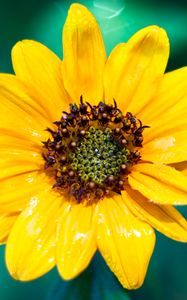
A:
[[1, 3, 187, 290]]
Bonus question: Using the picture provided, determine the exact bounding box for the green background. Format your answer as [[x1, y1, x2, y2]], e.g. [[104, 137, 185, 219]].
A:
[[0, 0, 187, 299]]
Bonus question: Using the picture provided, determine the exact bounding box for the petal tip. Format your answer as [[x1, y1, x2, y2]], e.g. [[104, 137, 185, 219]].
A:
[[131, 25, 169, 49], [66, 2, 97, 31], [147, 25, 169, 47], [68, 3, 92, 19], [57, 264, 79, 281]]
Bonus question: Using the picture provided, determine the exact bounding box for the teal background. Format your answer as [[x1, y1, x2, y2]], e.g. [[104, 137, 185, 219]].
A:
[[0, 0, 187, 299]]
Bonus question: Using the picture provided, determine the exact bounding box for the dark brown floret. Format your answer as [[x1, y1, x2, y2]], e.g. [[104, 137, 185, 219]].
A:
[[42, 98, 148, 203]]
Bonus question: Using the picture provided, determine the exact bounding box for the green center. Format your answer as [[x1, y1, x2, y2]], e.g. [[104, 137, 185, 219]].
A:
[[69, 126, 129, 185]]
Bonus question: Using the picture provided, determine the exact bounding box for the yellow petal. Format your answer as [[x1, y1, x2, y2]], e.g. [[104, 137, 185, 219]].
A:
[[0, 74, 49, 120], [133, 163, 187, 192], [0, 214, 18, 244], [62, 3, 106, 103], [0, 76, 51, 181], [103, 43, 125, 106], [6, 189, 61, 281], [141, 131, 187, 163], [12, 40, 69, 121], [96, 195, 155, 289], [57, 202, 96, 280], [0, 152, 43, 180], [139, 67, 187, 124], [143, 117, 187, 144], [0, 172, 53, 214], [129, 163, 187, 205], [183, 169, 187, 176], [0, 75, 51, 142], [0, 128, 42, 152], [123, 189, 187, 242], [0, 133, 48, 213], [143, 101, 187, 145], [104, 26, 169, 114], [141, 68, 187, 145]]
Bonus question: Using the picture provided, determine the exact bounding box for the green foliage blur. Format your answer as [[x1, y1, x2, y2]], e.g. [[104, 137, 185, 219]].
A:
[[0, 0, 187, 299]]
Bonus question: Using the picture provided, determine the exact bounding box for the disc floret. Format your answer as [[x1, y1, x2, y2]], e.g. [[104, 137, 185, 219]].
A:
[[42, 98, 148, 203]]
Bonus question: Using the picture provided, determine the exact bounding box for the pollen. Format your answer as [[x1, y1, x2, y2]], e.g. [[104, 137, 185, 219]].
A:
[[42, 98, 148, 203]]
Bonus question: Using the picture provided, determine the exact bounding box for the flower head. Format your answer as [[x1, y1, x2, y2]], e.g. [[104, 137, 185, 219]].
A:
[[1, 3, 187, 290]]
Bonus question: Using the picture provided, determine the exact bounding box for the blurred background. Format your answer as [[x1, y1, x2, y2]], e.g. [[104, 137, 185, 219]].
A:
[[0, 0, 187, 299]]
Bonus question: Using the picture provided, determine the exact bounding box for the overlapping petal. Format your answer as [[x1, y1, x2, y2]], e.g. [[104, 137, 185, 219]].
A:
[[62, 3, 106, 104], [139, 67, 187, 164], [0, 75, 52, 202], [6, 188, 61, 281], [0, 74, 51, 141], [0, 172, 53, 214], [96, 195, 155, 289], [129, 163, 187, 205], [57, 201, 96, 280], [141, 131, 187, 164], [123, 189, 187, 242], [139, 67, 187, 124], [0, 214, 18, 244], [0, 154, 43, 180], [0, 129, 42, 152], [12, 40, 69, 121], [0, 133, 44, 183], [104, 26, 169, 114], [0, 74, 49, 120]]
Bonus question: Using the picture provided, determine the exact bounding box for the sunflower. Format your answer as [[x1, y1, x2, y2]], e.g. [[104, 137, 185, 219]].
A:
[[1, 3, 187, 290]]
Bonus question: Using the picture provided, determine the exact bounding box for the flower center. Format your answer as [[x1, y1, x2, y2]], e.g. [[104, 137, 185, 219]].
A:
[[70, 126, 128, 185], [42, 98, 148, 203]]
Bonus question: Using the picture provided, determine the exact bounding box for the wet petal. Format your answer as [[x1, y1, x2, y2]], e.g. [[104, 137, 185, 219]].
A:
[[96, 195, 155, 289], [141, 131, 187, 164], [129, 163, 187, 205], [57, 202, 96, 280], [6, 189, 61, 281], [12, 40, 69, 121], [123, 189, 187, 242], [104, 26, 169, 114], [0, 172, 53, 214], [62, 3, 106, 103], [140, 68, 187, 156]]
